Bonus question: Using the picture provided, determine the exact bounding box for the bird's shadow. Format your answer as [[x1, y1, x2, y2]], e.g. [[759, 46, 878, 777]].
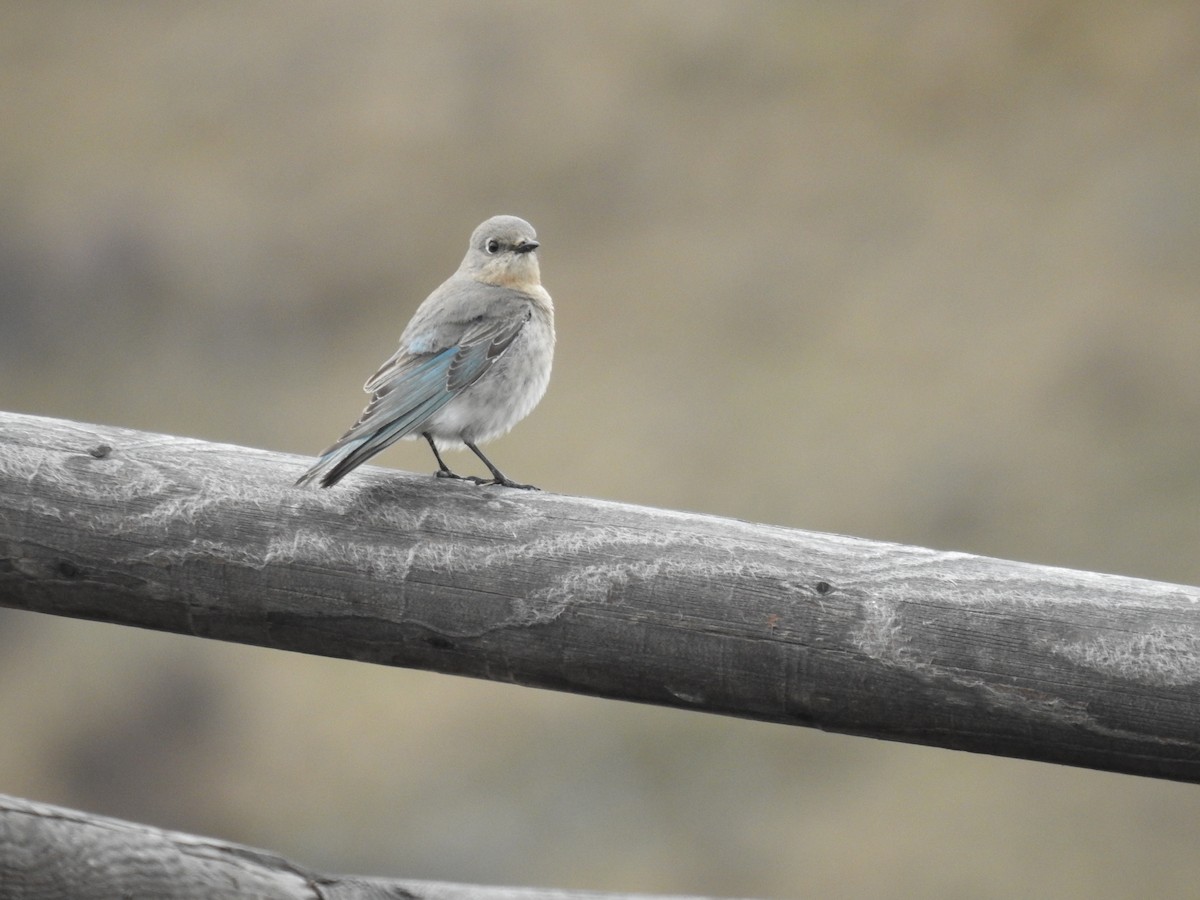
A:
[[349, 469, 543, 509]]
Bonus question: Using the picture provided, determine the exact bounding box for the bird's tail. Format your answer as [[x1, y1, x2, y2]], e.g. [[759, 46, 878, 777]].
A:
[[294, 409, 434, 488], [295, 357, 460, 488], [295, 437, 370, 489], [294, 429, 402, 489]]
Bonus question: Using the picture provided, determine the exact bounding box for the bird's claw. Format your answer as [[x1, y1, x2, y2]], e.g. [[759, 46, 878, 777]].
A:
[[434, 470, 494, 486], [486, 478, 540, 490]]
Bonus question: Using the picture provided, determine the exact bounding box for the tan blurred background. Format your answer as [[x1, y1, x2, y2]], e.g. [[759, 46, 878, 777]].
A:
[[2, 2, 1199, 897]]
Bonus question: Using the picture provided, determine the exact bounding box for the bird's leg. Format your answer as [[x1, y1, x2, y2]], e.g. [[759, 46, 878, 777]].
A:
[[466, 441, 539, 490], [424, 433, 486, 484]]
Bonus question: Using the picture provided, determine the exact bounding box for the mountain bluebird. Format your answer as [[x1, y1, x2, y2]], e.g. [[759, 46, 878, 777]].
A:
[[296, 215, 555, 490]]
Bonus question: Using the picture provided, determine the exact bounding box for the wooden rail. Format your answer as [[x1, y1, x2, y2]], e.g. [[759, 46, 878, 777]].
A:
[[0, 793, 726, 899], [1, 409, 1198, 786]]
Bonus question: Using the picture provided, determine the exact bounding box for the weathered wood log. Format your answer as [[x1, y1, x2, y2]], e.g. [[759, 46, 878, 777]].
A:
[[1, 410, 1198, 781], [0, 793, 724, 900]]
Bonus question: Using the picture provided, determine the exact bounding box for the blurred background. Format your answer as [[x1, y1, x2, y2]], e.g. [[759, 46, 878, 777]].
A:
[[2, 2, 1199, 897]]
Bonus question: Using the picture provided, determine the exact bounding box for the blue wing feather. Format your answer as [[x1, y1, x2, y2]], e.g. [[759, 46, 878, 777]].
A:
[[295, 312, 529, 487]]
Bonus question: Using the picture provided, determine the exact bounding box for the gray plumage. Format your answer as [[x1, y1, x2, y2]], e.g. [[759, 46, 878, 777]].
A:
[[296, 215, 555, 490]]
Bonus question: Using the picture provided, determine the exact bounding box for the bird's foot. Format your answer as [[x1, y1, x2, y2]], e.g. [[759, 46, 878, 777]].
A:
[[484, 477, 540, 490], [434, 470, 489, 485]]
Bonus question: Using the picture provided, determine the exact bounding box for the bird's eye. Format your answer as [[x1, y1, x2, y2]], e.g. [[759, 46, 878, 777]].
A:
[[485, 239, 501, 254]]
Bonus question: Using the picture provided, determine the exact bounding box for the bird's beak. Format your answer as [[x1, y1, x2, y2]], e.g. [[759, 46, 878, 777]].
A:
[[514, 240, 539, 254]]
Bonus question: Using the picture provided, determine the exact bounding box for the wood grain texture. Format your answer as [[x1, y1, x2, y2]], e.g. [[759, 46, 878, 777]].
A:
[[0, 793, 723, 900], [1, 410, 1198, 781]]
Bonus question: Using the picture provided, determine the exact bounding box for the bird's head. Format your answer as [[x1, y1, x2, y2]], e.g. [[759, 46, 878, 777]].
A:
[[462, 215, 542, 290]]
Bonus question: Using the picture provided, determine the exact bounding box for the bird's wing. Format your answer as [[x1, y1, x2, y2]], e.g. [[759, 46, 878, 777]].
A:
[[345, 310, 529, 444], [295, 283, 533, 488], [365, 280, 530, 387]]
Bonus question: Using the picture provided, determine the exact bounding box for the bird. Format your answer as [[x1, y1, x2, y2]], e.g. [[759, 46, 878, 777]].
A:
[[296, 215, 555, 491]]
